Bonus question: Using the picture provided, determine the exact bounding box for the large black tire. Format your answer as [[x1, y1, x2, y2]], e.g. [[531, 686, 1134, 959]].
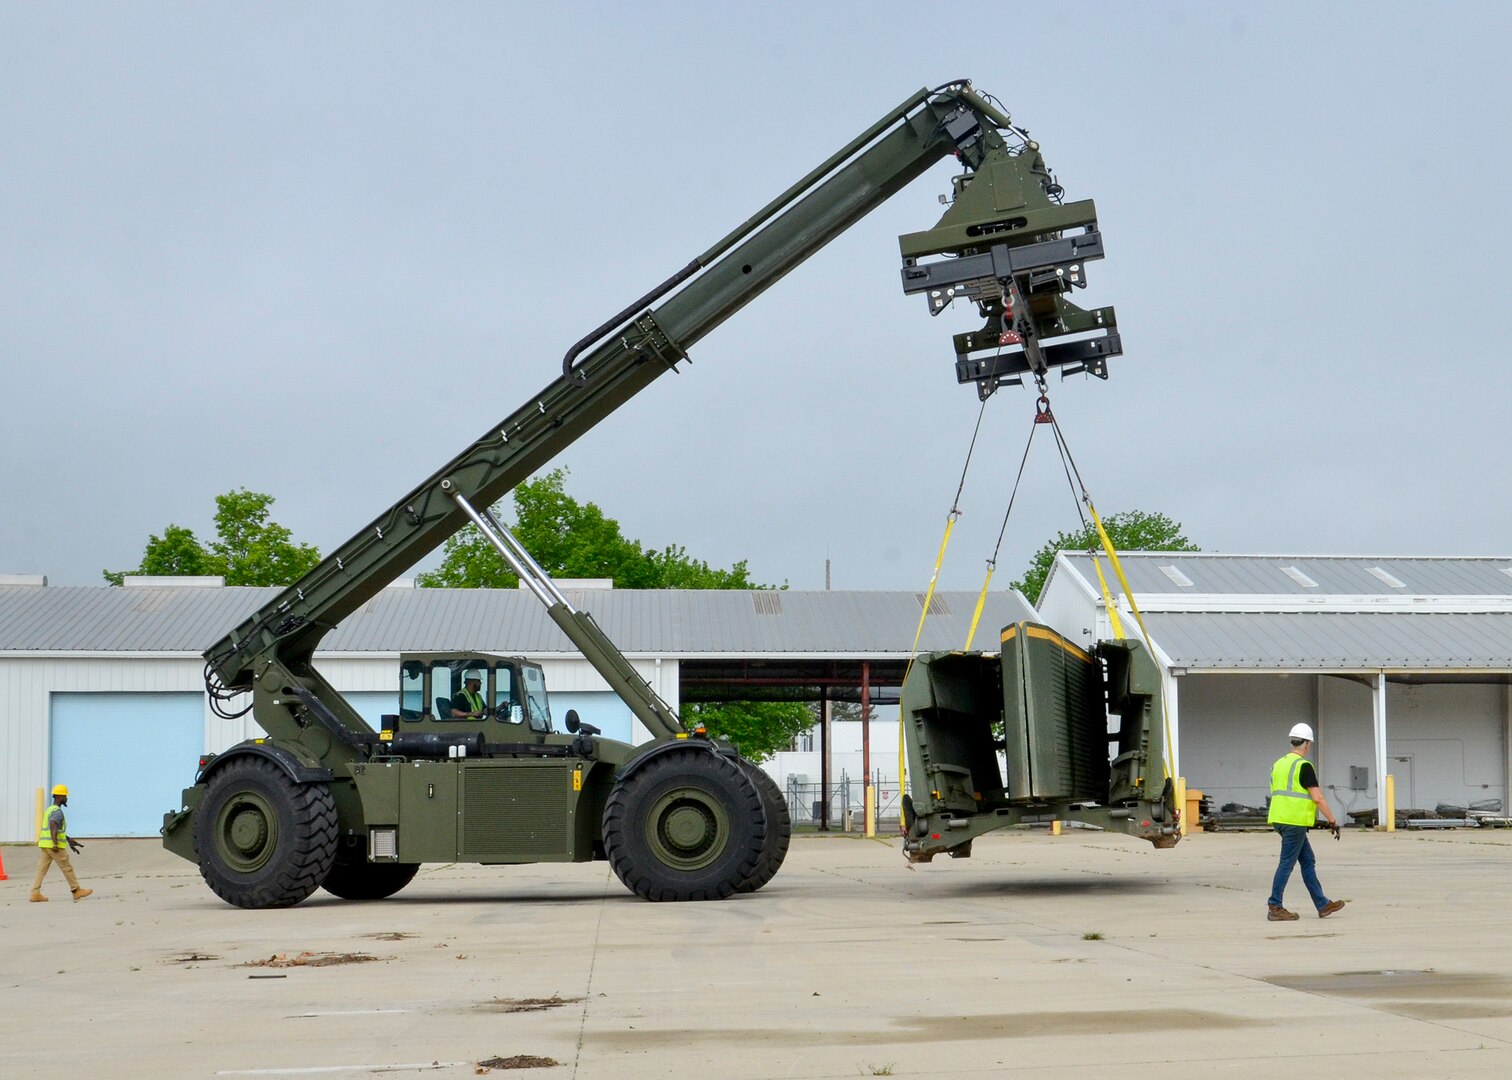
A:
[[735, 758, 790, 894], [193, 757, 339, 909], [603, 748, 767, 901], [321, 858, 420, 901]]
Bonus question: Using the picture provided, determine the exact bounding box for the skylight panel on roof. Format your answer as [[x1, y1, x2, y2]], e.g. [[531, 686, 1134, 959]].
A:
[[1281, 566, 1319, 588], [1366, 566, 1406, 588], [1159, 565, 1194, 587]]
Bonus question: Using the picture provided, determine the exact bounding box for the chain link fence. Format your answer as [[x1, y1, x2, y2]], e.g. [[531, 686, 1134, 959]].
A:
[[783, 770, 902, 831]]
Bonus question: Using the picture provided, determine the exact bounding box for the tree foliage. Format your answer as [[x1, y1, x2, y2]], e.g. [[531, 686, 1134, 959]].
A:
[[1012, 510, 1199, 605], [105, 489, 321, 587], [418, 468, 757, 589], [680, 700, 814, 764]]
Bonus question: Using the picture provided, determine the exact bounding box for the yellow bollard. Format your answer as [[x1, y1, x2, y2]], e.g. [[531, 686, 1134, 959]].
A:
[[1175, 777, 1188, 837], [864, 784, 876, 838], [36, 787, 45, 837], [1384, 773, 1396, 833], [1051, 819, 1062, 836]]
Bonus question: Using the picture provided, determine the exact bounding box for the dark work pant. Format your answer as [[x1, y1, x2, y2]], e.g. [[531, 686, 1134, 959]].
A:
[[1269, 824, 1329, 910]]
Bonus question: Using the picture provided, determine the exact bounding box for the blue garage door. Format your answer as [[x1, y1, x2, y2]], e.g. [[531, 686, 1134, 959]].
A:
[[50, 692, 204, 837]]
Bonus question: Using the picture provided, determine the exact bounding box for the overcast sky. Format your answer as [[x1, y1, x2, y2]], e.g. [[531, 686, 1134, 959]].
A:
[[4, 2, 1509, 594]]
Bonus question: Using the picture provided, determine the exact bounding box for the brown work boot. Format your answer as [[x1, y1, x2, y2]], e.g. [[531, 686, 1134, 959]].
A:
[[1318, 899, 1346, 918], [71, 887, 92, 902], [29, 892, 47, 903], [1267, 904, 1299, 921]]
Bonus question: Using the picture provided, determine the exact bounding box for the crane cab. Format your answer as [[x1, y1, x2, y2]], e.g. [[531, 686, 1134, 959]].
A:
[[393, 652, 554, 736]]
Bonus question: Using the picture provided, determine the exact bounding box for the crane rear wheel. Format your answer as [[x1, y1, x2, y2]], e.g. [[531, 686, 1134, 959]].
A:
[[734, 757, 790, 893], [321, 856, 420, 901], [193, 757, 338, 909]]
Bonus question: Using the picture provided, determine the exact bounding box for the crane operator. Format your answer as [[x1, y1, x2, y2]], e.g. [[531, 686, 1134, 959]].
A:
[[452, 674, 487, 719]]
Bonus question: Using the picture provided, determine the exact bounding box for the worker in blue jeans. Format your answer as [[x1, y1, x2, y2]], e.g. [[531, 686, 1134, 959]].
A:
[[1266, 723, 1346, 921]]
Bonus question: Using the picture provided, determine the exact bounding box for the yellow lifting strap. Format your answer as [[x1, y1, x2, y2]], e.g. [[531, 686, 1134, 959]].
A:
[[962, 564, 993, 651], [898, 512, 958, 807], [1090, 554, 1126, 640], [1086, 501, 1176, 781]]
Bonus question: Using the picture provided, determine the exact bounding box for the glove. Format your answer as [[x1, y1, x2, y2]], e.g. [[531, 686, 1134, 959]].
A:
[[1330, 823, 1341, 840]]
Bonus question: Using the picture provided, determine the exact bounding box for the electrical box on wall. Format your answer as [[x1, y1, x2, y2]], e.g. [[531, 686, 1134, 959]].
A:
[[1349, 766, 1369, 791]]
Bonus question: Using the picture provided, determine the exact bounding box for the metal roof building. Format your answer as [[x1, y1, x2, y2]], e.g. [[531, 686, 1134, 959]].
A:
[[0, 581, 1034, 659], [0, 579, 1036, 840], [1037, 553, 1512, 822]]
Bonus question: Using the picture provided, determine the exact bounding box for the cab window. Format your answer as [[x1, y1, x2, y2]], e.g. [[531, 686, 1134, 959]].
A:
[[400, 661, 425, 720], [430, 662, 458, 719], [493, 665, 524, 725], [521, 665, 553, 733]]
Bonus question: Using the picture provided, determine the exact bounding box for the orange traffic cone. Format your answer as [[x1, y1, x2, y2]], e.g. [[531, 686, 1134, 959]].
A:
[[0, 846, 8, 881]]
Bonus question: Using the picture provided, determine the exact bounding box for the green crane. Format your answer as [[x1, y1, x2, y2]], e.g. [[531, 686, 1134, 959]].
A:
[[162, 80, 1152, 909]]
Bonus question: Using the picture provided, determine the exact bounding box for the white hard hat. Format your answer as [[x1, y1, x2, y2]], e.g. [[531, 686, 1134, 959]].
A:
[[1289, 722, 1314, 741]]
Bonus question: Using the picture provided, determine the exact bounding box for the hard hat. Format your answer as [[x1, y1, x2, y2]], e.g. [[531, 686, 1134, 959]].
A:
[[1288, 723, 1314, 742], [51, 784, 69, 797]]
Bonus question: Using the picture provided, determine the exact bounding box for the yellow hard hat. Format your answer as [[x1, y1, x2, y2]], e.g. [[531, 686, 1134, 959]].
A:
[[51, 784, 69, 797]]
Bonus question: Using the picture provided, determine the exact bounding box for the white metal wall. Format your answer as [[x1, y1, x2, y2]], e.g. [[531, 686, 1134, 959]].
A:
[[1176, 673, 1509, 816], [1035, 560, 1100, 644]]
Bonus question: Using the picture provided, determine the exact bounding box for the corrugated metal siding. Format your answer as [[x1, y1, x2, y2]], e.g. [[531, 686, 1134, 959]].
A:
[[0, 586, 271, 652], [1145, 612, 1512, 670], [0, 586, 1037, 656], [1058, 554, 1512, 597]]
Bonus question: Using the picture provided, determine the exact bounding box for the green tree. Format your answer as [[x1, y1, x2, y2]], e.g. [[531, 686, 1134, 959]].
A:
[[419, 468, 758, 589], [1012, 510, 1199, 605], [680, 700, 814, 764], [105, 489, 321, 587], [102, 524, 220, 585], [205, 489, 321, 586]]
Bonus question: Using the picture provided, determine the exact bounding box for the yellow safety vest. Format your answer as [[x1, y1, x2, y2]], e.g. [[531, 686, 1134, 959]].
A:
[[457, 689, 485, 714], [1267, 752, 1317, 827], [37, 804, 67, 849]]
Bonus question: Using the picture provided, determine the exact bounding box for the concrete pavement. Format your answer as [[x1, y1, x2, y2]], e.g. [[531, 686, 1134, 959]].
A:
[[3, 827, 1511, 1078]]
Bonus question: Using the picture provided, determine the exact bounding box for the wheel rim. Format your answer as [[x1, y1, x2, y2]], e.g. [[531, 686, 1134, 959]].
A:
[[213, 790, 277, 874], [646, 785, 730, 871]]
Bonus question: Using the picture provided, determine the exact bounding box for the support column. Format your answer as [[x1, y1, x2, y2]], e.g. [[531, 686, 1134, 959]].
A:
[[1372, 671, 1389, 826], [1167, 673, 1181, 782], [1504, 681, 1511, 820], [861, 662, 873, 837], [819, 687, 830, 832]]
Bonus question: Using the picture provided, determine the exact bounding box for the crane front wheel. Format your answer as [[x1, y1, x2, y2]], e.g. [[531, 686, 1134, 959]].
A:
[[603, 749, 766, 901]]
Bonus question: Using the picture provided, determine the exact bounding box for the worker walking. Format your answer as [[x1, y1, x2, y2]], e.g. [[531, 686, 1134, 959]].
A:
[[31, 784, 92, 903], [1266, 723, 1344, 921]]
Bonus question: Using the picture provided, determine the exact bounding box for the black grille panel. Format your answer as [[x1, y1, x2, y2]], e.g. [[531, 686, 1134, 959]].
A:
[[462, 766, 570, 860]]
